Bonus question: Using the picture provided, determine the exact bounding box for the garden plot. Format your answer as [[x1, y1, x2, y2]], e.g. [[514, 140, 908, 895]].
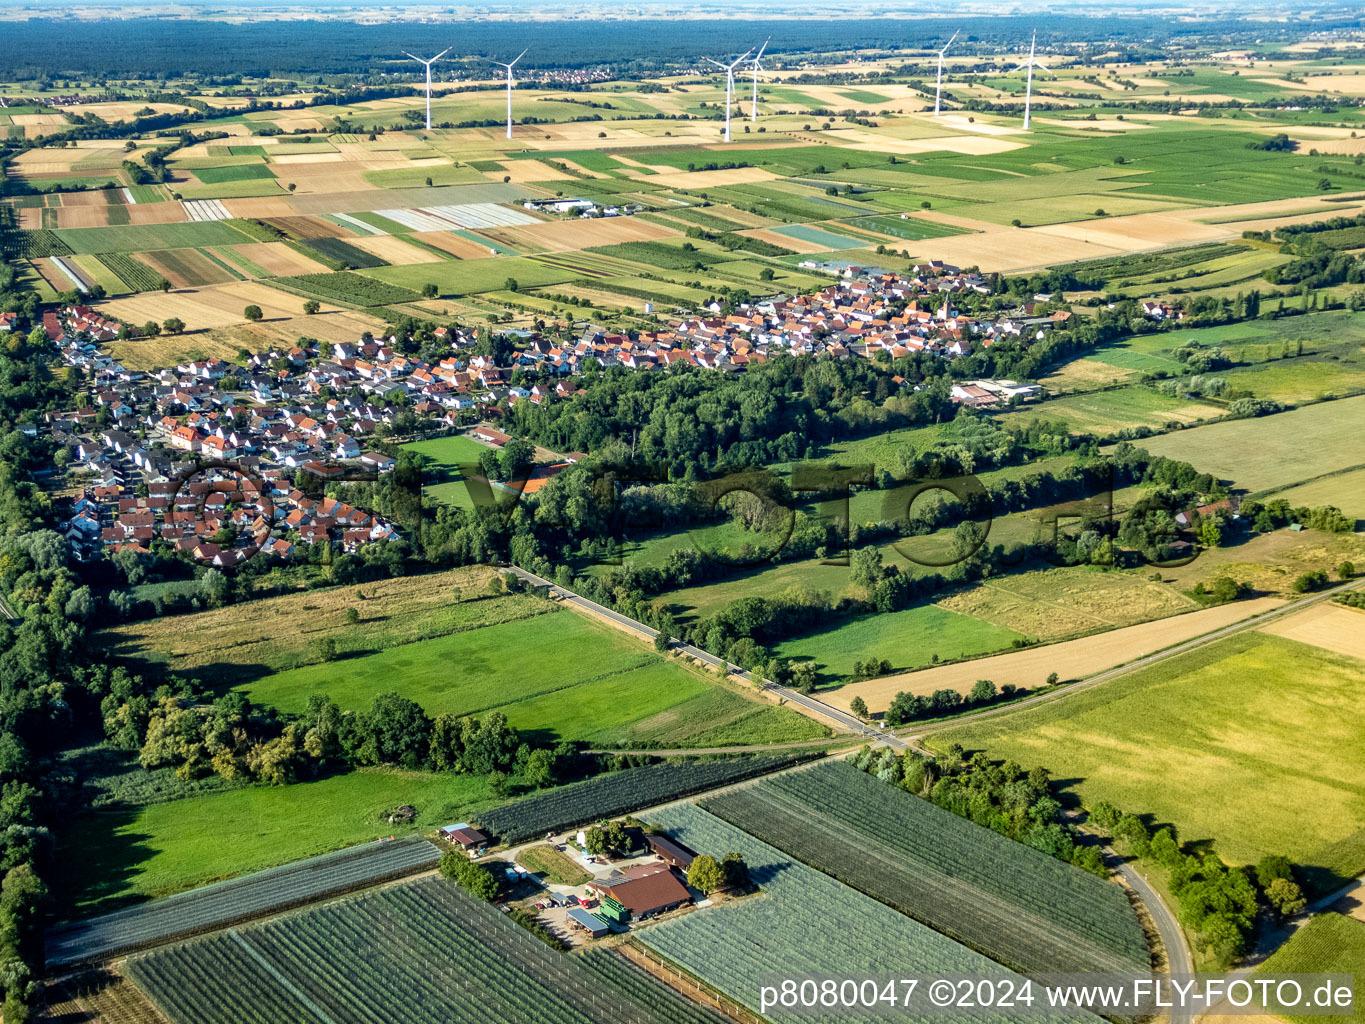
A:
[[376, 203, 540, 232], [181, 199, 232, 223]]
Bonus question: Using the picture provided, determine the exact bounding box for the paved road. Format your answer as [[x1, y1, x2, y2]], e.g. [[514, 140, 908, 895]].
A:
[[502, 565, 904, 748], [906, 576, 1364, 753], [1120, 861, 1195, 1024]]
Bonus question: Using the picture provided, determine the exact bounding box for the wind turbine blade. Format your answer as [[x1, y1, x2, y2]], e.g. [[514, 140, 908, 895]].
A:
[[433, 47, 452, 61], [510, 48, 528, 67], [703, 57, 726, 69], [730, 48, 754, 69], [755, 36, 770, 61], [401, 51, 421, 63]]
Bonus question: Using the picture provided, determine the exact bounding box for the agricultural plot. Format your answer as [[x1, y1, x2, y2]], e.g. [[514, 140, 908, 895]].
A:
[[373, 203, 539, 232], [1250, 913, 1365, 1024], [852, 213, 970, 241], [1131, 394, 1365, 493], [993, 385, 1223, 437], [1221, 359, 1365, 404], [54, 220, 250, 253], [585, 240, 727, 270], [301, 236, 389, 269], [273, 270, 420, 306], [237, 610, 820, 748], [769, 223, 869, 250], [641, 803, 1089, 1024], [476, 751, 820, 844], [126, 878, 726, 1024], [46, 837, 440, 966], [773, 604, 1027, 682], [137, 247, 237, 288], [1269, 467, 1365, 518], [703, 761, 1148, 974], [362, 257, 581, 297], [935, 632, 1365, 885], [191, 163, 277, 184]]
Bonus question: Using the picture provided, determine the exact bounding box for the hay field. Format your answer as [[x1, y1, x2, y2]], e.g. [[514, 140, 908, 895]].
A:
[[932, 632, 1365, 871], [95, 280, 334, 329], [490, 216, 679, 252], [1269, 467, 1365, 518], [1131, 395, 1365, 493], [937, 566, 1200, 640], [344, 234, 445, 265], [828, 596, 1283, 711], [1259, 602, 1365, 661], [229, 241, 330, 276]]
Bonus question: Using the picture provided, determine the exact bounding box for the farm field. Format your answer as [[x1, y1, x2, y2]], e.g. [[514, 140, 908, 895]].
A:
[[773, 603, 1027, 683], [98, 566, 546, 685], [703, 761, 1148, 974], [46, 837, 441, 965], [1258, 602, 1365, 662], [932, 632, 1365, 886], [1249, 913, 1365, 1023], [829, 595, 1283, 711], [56, 767, 499, 915], [1269, 467, 1365, 518], [1158, 527, 1365, 597], [640, 802, 1071, 1024], [477, 751, 819, 844], [934, 565, 1201, 641], [992, 385, 1223, 437], [125, 877, 728, 1024], [1131, 394, 1365, 493], [237, 607, 824, 748]]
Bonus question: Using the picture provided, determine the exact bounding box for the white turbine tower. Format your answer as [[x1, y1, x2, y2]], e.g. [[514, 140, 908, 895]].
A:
[[749, 36, 770, 122], [492, 49, 528, 141], [933, 30, 959, 116], [1018, 30, 1051, 130], [402, 47, 452, 131], [704, 48, 753, 143]]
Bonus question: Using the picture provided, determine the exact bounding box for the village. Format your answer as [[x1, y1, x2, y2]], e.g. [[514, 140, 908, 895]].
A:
[[36, 261, 1065, 569]]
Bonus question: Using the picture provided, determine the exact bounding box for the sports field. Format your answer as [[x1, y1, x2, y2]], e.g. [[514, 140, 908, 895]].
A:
[[402, 433, 493, 509], [933, 632, 1365, 882]]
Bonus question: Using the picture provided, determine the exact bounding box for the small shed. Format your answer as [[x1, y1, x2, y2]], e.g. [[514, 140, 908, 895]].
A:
[[567, 907, 609, 938], [438, 823, 489, 851], [646, 833, 695, 870]]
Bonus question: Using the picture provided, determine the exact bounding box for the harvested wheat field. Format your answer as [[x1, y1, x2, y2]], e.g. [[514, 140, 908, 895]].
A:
[[55, 205, 112, 228], [126, 201, 189, 225], [1259, 603, 1365, 661], [648, 167, 781, 188], [223, 196, 299, 219], [504, 216, 679, 251], [407, 231, 499, 259], [230, 242, 330, 276], [266, 165, 384, 193], [847, 134, 1025, 156], [827, 597, 1284, 711], [929, 228, 1127, 273], [58, 190, 114, 208], [345, 234, 444, 265], [96, 281, 334, 330], [495, 159, 576, 183]]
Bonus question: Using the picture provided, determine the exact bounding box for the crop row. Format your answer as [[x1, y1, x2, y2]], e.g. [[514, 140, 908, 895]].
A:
[[127, 877, 710, 1024], [15, 228, 74, 257], [475, 751, 820, 844], [707, 762, 1147, 967], [704, 779, 1139, 975], [93, 252, 164, 291], [586, 240, 727, 271], [640, 803, 1070, 1024], [302, 236, 390, 269], [271, 270, 420, 306], [46, 836, 441, 966]]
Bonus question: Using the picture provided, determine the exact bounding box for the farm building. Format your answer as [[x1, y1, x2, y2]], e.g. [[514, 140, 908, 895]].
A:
[[438, 824, 489, 852], [587, 863, 692, 920], [473, 426, 511, 447], [566, 907, 610, 938], [646, 834, 695, 870]]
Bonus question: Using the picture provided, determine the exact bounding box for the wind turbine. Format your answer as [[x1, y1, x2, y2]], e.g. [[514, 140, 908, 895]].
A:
[[492, 49, 528, 141], [749, 36, 770, 122], [401, 47, 452, 131], [704, 48, 753, 143], [1017, 30, 1051, 130], [933, 29, 959, 116]]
